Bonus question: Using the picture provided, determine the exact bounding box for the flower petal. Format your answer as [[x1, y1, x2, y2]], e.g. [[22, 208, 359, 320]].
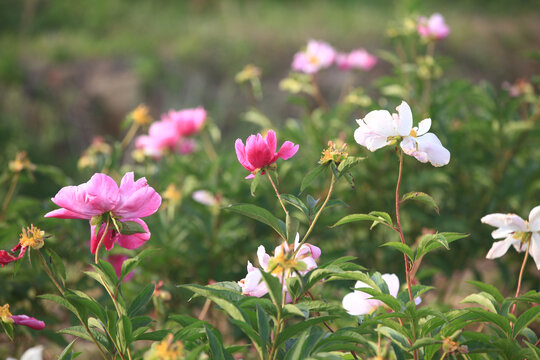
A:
[[417, 118, 432, 136], [257, 245, 270, 269], [235, 139, 255, 172], [530, 233, 540, 270], [44, 208, 90, 219], [11, 315, 45, 330], [276, 141, 299, 160], [481, 213, 528, 233], [240, 268, 268, 297], [342, 291, 375, 315], [395, 101, 413, 136], [265, 130, 277, 155], [415, 132, 450, 166], [90, 222, 115, 254], [486, 237, 519, 259], [528, 205, 540, 231], [114, 173, 161, 218], [382, 273, 400, 298]]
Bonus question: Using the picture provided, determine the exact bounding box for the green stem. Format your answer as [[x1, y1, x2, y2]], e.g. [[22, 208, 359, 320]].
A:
[[94, 221, 110, 265], [296, 172, 336, 252], [120, 123, 140, 150], [0, 173, 20, 222], [266, 172, 288, 217]]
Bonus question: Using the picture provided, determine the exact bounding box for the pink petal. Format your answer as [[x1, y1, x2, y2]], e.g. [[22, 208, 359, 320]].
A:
[[44, 208, 91, 219], [277, 141, 299, 160], [246, 134, 273, 169], [265, 130, 277, 155], [235, 139, 255, 172], [11, 315, 45, 330], [90, 222, 114, 254], [107, 254, 134, 281], [115, 218, 150, 250], [114, 173, 161, 218]]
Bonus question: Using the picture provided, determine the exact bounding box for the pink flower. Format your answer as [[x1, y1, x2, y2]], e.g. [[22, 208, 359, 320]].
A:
[[45, 172, 161, 254], [417, 13, 450, 40], [108, 254, 134, 282], [165, 107, 206, 136], [342, 274, 421, 315], [11, 315, 46, 330], [235, 130, 298, 179], [177, 138, 196, 155], [135, 120, 179, 158], [292, 40, 336, 74], [238, 234, 321, 303], [335, 49, 377, 71], [0, 246, 24, 267]]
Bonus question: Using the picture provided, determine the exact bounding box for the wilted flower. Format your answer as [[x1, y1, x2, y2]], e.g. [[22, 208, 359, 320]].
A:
[[0, 304, 45, 330], [130, 104, 152, 126], [1, 225, 46, 267], [235, 64, 262, 84], [292, 40, 336, 74], [9, 152, 36, 173], [342, 274, 421, 315], [354, 100, 450, 166], [481, 206, 540, 269], [108, 254, 134, 282], [144, 334, 184, 360], [335, 49, 377, 71], [417, 13, 450, 40], [45, 172, 161, 254], [238, 234, 321, 302], [320, 141, 348, 165], [153, 280, 172, 301], [235, 130, 299, 179], [164, 107, 206, 137], [78, 137, 113, 170]]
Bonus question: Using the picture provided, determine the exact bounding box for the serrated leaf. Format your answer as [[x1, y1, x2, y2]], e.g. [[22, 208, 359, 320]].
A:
[[377, 326, 410, 350], [224, 204, 286, 239], [337, 156, 364, 175], [300, 165, 327, 194], [401, 192, 439, 214]]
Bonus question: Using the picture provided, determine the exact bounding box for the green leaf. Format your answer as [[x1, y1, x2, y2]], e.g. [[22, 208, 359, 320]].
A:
[[281, 194, 309, 216], [1, 321, 14, 341], [229, 319, 265, 359], [283, 304, 307, 318], [377, 326, 410, 350], [118, 221, 146, 235], [467, 281, 505, 305], [286, 276, 303, 303], [127, 283, 155, 316], [180, 285, 246, 322], [119, 248, 156, 283], [300, 164, 327, 194], [45, 248, 66, 285], [381, 242, 414, 260], [513, 305, 540, 338], [275, 316, 338, 349], [39, 294, 78, 316], [204, 324, 234, 360], [337, 156, 364, 175], [58, 339, 77, 360], [59, 326, 110, 350], [466, 307, 511, 335], [259, 270, 283, 311], [331, 213, 392, 229], [460, 293, 498, 313], [401, 192, 439, 214], [224, 204, 286, 239], [286, 214, 299, 243], [368, 211, 393, 227], [135, 329, 169, 341], [410, 337, 441, 351], [250, 171, 261, 197], [256, 304, 270, 352]]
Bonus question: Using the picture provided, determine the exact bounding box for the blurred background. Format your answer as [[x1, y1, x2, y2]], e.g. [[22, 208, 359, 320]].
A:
[[1, 0, 540, 357]]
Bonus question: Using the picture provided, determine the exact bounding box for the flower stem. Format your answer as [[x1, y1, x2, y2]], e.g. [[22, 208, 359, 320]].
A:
[[120, 123, 140, 150], [266, 172, 288, 217], [395, 151, 414, 304], [94, 221, 110, 265], [296, 172, 336, 252], [511, 240, 530, 318], [0, 173, 19, 222], [311, 74, 329, 110]]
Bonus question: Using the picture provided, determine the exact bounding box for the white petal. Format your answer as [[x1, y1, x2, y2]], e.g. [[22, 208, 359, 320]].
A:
[[400, 137, 419, 156], [293, 232, 300, 251], [417, 118, 432, 136], [491, 227, 514, 239], [363, 110, 396, 137], [530, 233, 540, 270], [415, 133, 450, 166], [395, 101, 413, 136], [528, 206, 540, 231], [381, 273, 400, 297], [257, 245, 270, 269], [512, 241, 527, 253], [342, 291, 373, 315], [354, 126, 390, 152], [21, 346, 44, 360], [486, 237, 518, 259], [481, 213, 528, 233]]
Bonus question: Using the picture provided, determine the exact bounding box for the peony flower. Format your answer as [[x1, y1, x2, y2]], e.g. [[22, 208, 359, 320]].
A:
[[481, 206, 540, 269], [1, 225, 46, 267], [135, 120, 180, 159], [335, 49, 377, 71], [1, 304, 45, 330], [342, 273, 421, 315], [292, 40, 336, 74], [108, 254, 134, 282], [238, 233, 321, 302], [6, 345, 44, 360], [354, 100, 450, 166], [45, 172, 161, 254], [235, 130, 299, 179], [417, 13, 450, 40], [164, 107, 206, 137]]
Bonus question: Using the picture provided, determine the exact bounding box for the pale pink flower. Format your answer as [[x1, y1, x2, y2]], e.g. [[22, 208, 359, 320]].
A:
[[342, 274, 421, 315], [354, 100, 450, 166], [335, 49, 377, 71], [292, 40, 336, 74], [239, 234, 321, 302], [481, 206, 540, 269], [108, 254, 134, 282], [192, 190, 218, 207], [177, 138, 196, 155], [135, 120, 179, 158], [165, 107, 206, 136], [45, 172, 161, 254], [235, 130, 298, 179], [417, 13, 450, 40]]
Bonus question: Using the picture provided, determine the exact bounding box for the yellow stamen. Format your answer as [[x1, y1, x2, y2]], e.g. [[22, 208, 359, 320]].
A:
[[409, 129, 418, 137], [19, 225, 45, 249], [131, 104, 152, 126], [268, 243, 299, 276], [155, 334, 184, 360], [0, 304, 14, 323], [319, 141, 348, 165]]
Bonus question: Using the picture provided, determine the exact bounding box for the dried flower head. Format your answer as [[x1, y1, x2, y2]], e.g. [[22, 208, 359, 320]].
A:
[[9, 152, 36, 173], [320, 141, 348, 165], [19, 225, 45, 250], [131, 104, 152, 126]]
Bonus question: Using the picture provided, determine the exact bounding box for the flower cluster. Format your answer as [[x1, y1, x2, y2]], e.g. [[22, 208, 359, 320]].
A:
[[292, 40, 377, 74], [45, 172, 161, 254], [239, 234, 321, 302], [354, 100, 450, 166], [235, 130, 299, 179], [135, 107, 206, 159]]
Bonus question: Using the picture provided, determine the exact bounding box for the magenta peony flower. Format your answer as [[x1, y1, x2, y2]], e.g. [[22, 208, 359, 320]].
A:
[[335, 49, 377, 71], [292, 40, 336, 74], [135, 120, 180, 158], [165, 107, 206, 136], [235, 130, 298, 179], [45, 172, 161, 254], [1, 304, 45, 331], [417, 13, 450, 40], [108, 254, 135, 282]]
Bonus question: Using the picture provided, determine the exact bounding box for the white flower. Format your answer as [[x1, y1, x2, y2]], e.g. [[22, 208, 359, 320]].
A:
[[354, 101, 450, 166], [342, 273, 421, 316], [481, 206, 540, 269], [7, 345, 44, 360]]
